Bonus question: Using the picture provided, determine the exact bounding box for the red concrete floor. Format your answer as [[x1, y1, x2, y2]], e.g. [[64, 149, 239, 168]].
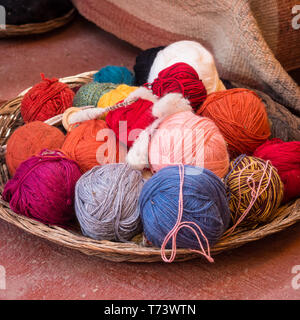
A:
[[0, 15, 300, 300]]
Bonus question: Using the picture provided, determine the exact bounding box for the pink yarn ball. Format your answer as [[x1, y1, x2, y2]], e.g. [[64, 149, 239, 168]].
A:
[[3, 149, 82, 227], [148, 111, 229, 178]]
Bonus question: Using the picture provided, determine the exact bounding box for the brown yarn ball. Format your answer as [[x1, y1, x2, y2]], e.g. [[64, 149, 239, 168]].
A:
[[225, 155, 284, 229], [6, 121, 65, 176]]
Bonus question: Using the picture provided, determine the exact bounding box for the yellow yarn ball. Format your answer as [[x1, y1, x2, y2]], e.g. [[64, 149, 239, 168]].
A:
[[97, 84, 138, 118], [225, 155, 284, 229]]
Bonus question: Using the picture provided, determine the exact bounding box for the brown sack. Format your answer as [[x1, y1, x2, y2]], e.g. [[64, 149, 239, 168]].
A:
[[72, 0, 300, 112]]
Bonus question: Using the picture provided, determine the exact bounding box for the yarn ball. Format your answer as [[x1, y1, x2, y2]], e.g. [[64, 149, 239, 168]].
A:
[[73, 82, 117, 107], [147, 40, 225, 94], [139, 165, 230, 250], [197, 88, 271, 158], [148, 111, 229, 178], [148, 62, 207, 111], [134, 46, 165, 86], [5, 121, 65, 176], [21, 74, 75, 123], [2, 149, 82, 227], [61, 119, 126, 173], [75, 163, 144, 241], [97, 84, 138, 117], [106, 98, 155, 148], [93, 66, 134, 85], [225, 155, 284, 228], [253, 138, 300, 203]]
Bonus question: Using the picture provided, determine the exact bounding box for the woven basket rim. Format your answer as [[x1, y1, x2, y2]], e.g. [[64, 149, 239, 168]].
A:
[[0, 70, 300, 263], [0, 8, 76, 38]]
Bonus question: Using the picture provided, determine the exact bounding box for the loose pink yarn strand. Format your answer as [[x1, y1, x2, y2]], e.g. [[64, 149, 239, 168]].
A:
[[160, 164, 214, 263]]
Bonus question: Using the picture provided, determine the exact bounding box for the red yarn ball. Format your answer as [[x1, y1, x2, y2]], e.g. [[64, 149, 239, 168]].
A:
[[146, 62, 207, 111], [21, 74, 75, 123], [253, 138, 300, 203], [155, 62, 200, 80], [106, 99, 155, 147]]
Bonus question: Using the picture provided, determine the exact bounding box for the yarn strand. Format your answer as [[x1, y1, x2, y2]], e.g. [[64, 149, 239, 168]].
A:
[[226, 160, 272, 236], [68, 98, 138, 126], [160, 164, 214, 263], [224, 156, 280, 236]]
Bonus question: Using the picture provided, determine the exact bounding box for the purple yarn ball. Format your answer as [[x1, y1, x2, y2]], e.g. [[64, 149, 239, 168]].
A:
[[3, 149, 82, 227]]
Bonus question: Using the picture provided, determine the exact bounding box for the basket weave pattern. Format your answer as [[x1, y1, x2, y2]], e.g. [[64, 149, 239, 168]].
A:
[[0, 8, 76, 38], [0, 71, 299, 263]]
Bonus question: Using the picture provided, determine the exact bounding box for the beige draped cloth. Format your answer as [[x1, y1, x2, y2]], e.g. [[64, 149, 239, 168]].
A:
[[72, 0, 300, 112]]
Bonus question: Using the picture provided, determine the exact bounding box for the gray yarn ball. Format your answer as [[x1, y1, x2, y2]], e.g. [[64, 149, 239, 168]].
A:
[[75, 163, 144, 242]]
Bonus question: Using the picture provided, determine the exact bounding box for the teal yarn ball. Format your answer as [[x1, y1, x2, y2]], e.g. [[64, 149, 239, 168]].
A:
[[93, 66, 134, 85], [73, 82, 117, 107]]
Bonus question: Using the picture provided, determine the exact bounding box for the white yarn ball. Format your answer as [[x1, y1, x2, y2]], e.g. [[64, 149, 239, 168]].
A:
[[147, 40, 225, 94]]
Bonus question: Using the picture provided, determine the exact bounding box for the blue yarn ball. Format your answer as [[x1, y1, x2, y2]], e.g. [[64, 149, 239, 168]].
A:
[[93, 66, 134, 85], [139, 165, 230, 250]]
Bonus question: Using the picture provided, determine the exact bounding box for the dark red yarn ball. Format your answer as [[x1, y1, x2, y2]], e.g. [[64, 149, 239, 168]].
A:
[[106, 99, 155, 148], [253, 138, 300, 203], [156, 62, 200, 80], [146, 62, 207, 111], [21, 73, 75, 123]]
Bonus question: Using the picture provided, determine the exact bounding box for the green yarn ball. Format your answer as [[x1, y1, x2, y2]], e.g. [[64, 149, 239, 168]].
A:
[[73, 82, 118, 107]]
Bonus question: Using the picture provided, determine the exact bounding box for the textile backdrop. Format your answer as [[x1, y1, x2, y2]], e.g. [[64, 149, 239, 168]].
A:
[[72, 0, 300, 113]]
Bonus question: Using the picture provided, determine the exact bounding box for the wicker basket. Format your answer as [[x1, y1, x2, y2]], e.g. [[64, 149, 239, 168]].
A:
[[0, 8, 76, 38], [0, 71, 300, 263]]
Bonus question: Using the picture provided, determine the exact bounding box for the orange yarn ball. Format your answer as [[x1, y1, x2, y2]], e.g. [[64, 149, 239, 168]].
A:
[[197, 88, 271, 158], [61, 119, 126, 173], [148, 111, 229, 178], [6, 121, 65, 176]]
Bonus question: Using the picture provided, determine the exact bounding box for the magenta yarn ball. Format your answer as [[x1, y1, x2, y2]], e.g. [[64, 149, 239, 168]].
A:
[[2, 149, 82, 227]]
